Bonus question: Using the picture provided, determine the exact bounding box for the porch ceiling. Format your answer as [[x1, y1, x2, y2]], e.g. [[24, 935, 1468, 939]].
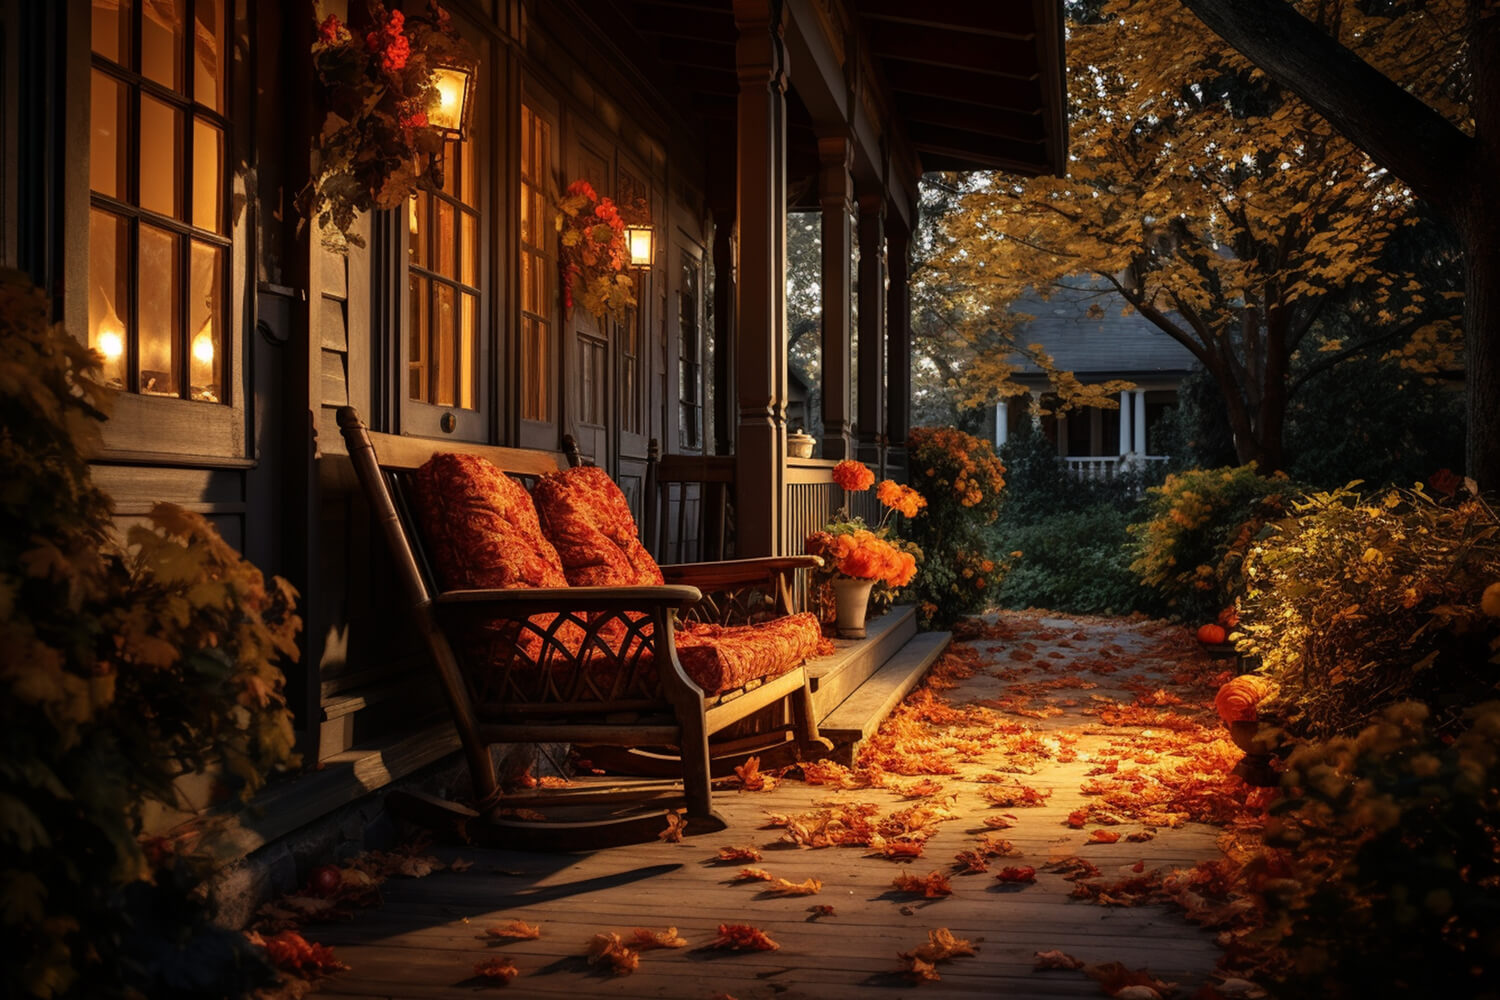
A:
[[603, 0, 1068, 181]]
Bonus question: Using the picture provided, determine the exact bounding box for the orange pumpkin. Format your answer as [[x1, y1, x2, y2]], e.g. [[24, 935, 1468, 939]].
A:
[[1196, 623, 1227, 645]]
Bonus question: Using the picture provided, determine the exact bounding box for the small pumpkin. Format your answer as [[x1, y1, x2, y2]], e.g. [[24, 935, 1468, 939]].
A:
[[1196, 623, 1227, 645]]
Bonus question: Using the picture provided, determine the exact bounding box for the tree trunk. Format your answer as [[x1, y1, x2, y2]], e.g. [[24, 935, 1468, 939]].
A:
[[1459, 196, 1500, 488]]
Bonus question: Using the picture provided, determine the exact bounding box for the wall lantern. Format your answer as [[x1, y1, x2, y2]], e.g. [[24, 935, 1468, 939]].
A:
[[427, 63, 474, 140], [626, 223, 654, 268]]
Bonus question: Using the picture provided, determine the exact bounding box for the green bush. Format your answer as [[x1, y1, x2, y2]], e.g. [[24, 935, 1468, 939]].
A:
[[901, 426, 1009, 629], [1128, 464, 1300, 622], [1260, 701, 1500, 998], [1238, 484, 1500, 739], [993, 505, 1145, 615], [0, 270, 299, 998]]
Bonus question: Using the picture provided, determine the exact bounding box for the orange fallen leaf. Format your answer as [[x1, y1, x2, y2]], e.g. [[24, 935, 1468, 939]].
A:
[[1034, 949, 1085, 970], [732, 867, 774, 882], [708, 923, 779, 951], [981, 784, 1051, 808], [1087, 829, 1122, 844], [733, 755, 776, 791], [876, 839, 927, 860], [717, 845, 762, 862], [976, 834, 1022, 858], [768, 877, 822, 896], [631, 926, 687, 949], [585, 932, 640, 975], [484, 919, 541, 940], [808, 904, 837, 917], [900, 955, 943, 982], [658, 810, 687, 843], [952, 850, 989, 873], [473, 956, 519, 983], [982, 814, 1019, 830], [257, 930, 347, 976], [1085, 961, 1177, 999], [1066, 809, 1088, 828], [892, 871, 953, 897], [994, 866, 1037, 883], [1126, 829, 1157, 843], [900, 927, 976, 962]]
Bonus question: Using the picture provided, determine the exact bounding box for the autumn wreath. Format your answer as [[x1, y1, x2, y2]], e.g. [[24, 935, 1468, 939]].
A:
[[555, 179, 639, 324], [298, 1, 476, 248]]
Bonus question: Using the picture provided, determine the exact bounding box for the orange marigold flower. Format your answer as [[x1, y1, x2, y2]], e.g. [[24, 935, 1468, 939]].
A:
[[876, 480, 927, 519], [832, 459, 875, 493]]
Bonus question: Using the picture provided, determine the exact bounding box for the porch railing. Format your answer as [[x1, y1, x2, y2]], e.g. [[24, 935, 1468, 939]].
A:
[[1063, 455, 1170, 483]]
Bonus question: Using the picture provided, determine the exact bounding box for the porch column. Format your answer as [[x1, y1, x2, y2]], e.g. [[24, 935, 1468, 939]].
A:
[[855, 191, 886, 468], [1118, 389, 1132, 456], [885, 222, 912, 467], [711, 204, 737, 456], [732, 0, 789, 557], [1134, 390, 1148, 455], [995, 400, 1009, 449], [817, 135, 853, 460]]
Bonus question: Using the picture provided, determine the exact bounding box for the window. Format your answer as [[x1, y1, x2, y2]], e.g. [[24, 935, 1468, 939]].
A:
[[408, 131, 479, 409], [89, 0, 229, 403], [519, 103, 552, 423], [678, 251, 703, 450]]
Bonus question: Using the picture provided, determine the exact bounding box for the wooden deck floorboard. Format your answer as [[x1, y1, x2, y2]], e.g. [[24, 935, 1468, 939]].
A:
[[307, 612, 1240, 1000]]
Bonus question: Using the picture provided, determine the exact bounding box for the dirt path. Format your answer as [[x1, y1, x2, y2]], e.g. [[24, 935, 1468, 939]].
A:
[[302, 610, 1259, 1000]]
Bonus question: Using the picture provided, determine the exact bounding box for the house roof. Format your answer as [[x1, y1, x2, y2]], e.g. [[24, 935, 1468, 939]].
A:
[[599, 0, 1069, 183], [1007, 281, 1200, 379]]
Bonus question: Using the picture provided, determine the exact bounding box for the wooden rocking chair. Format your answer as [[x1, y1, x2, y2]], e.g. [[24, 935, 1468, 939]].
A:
[[337, 407, 830, 847]]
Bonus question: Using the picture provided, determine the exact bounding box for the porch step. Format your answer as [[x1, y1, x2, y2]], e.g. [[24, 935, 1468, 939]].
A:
[[806, 604, 918, 721], [817, 630, 952, 762]]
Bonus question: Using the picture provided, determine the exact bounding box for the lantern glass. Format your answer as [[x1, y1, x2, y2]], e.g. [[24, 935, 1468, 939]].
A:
[[427, 65, 473, 138], [626, 224, 654, 268]]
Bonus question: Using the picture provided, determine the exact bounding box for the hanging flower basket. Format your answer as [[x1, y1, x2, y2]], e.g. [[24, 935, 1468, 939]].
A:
[[296, 1, 476, 249], [555, 179, 639, 325]]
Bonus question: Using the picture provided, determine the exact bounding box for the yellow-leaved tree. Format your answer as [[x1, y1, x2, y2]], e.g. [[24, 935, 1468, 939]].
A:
[[921, 0, 1462, 473]]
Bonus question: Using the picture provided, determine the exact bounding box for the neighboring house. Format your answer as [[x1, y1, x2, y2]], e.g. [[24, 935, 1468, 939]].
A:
[[990, 279, 1197, 478], [0, 1, 1066, 864]]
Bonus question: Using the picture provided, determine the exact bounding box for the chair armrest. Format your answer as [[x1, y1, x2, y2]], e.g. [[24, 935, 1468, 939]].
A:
[[434, 584, 703, 611], [660, 555, 823, 588]]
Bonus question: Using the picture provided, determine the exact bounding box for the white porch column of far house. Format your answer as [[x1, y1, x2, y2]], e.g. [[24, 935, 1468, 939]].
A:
[[1118, 389, 1132, 456], [995, 398, 1008, 449], [1134, 390, 1148, 456]]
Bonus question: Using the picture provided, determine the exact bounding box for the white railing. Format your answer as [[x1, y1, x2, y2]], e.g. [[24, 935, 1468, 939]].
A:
[[1062, 455, 1170, 483]]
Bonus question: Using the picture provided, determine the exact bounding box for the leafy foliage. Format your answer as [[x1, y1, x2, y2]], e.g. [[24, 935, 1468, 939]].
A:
[[1237, 484, 1500, 738], [0, 269, 299, 999], [901, 427, 1009, 628], [555, 179, 639, 324], [995, 506, 1144, 616], [1260, 701, 1500, 998], [1128, 465, 1300, 622]]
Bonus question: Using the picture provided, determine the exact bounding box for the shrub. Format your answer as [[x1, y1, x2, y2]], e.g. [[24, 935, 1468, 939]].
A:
[[0, 269, 299, 998], [993, 505, 1146, 615], [1260, 701, 1500, 998], [1236, 484, 1500, 739], [902, 426, 1008, 629], [1128, 464, 1299, 622]]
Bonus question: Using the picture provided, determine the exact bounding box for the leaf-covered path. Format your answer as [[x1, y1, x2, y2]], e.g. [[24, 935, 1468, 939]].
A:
[[302, 611, 1263, 999]]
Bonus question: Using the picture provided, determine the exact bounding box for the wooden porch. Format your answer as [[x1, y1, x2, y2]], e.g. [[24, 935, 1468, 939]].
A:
[[301, 612, 1231, 999]]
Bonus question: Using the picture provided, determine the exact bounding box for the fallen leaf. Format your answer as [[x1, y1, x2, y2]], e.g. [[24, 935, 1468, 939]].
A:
[[473, 957, 518, 983], [952, 850, 989, 873], [892, 871, 953, 897], [1087, 829, 1122, 844], [1034, 949, 1086, 970], [708, 923, 779, 951], [994, 866, 1037, 883], [808, 904, 837, 917], [1126, 829, 1157, 843], [716, 845, 762, 862], [484, 919, 541, 940], [257, 930, 348, 976], [768, 877, 822, 896], [982, 814, 1019, 830], [732, 867, 774, 882], [658, 810, 687, 843], [585, 932, 640, 975], [899, 955, 943, 982], [1086, 961, 1177, 999], [733, 755, 775, 791], [900, 927, 976, 962], [631, 926, 687, 949]]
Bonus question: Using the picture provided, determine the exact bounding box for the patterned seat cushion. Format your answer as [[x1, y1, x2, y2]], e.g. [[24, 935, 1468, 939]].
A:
[[532, 465, 663, 588], [673, 612, 823, 696]]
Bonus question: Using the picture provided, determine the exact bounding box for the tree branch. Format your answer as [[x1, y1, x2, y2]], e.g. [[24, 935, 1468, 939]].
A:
[[1176, 0, 1472, 216]]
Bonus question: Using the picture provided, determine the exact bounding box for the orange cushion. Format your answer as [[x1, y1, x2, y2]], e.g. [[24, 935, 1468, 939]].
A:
[[532, 465, 663, 588], [410, 453, 568, 591], [673, 612, 822, 696]]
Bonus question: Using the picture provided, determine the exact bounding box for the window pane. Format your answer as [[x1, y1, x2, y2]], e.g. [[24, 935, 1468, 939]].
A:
[[409, 193, 426, 268], [193, 0, 226, 111], [90, 71, 127, 199], [409, 276, 428, 402], [88, 209, 129, 389], [138, 225, 180, 396], [189, 241, 223, 402], [434, 283, 455, 406], [192, 117, 223, 233], [141, 0, 184, 92], [460, 130, 476, 206], [436, 199, 455, 278], [92, 0, 133, 65], [460, 292, 476, 409], [139, 95, 183, 219], [519, 177, 530, 244], [461, 214, 476, 286]]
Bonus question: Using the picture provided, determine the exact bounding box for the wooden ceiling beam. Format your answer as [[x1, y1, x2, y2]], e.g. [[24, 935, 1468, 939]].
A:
[[882, 62, 1042, 113], [863, 19, 1037, 73], [856, 0, 1038, 38], [910, 123, 1047, 171], [893, 94, 1044, 143]]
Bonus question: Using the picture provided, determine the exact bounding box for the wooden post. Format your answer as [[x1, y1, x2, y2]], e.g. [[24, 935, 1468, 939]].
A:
[[884, 222, 911, 472], [732, 0, 789, 557], [818, 134, 853, 460], [711, 204, 737, 457], [856, 191, 886, 468]]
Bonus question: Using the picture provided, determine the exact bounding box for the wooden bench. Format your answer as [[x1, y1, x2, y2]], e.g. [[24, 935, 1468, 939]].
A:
[[337, 407, 830, 846]]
